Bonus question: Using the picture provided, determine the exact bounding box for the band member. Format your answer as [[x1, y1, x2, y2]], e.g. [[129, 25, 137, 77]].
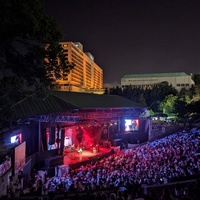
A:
[[78, 148, 82, 155]]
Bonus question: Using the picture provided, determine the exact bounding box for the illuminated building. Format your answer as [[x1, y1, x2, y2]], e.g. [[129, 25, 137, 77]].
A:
[[52, 42, 104, 94], [121, 72, 194, 91]]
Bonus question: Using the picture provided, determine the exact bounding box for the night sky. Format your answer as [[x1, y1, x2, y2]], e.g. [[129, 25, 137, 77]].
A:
[[43, 0, 200, 86]]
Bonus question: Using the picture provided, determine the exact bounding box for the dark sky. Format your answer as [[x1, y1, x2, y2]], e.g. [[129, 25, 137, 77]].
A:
[[43, 0, 200, 85]]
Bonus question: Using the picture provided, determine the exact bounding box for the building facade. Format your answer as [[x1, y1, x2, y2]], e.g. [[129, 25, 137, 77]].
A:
[[53, 42, 104, 94], [121, 72, 195, 91]]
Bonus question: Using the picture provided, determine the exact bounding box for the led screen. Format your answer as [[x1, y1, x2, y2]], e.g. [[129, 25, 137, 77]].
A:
[[125, 119, 139, 131], [10, 133, 22, 144], [14, 141, 26, 174]]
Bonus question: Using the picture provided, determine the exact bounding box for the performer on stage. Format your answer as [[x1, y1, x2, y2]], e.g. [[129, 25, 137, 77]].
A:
[[78, 148, 82, 155]]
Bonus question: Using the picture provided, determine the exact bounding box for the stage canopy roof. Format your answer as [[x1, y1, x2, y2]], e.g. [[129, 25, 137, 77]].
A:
[[7, 90, 147, 123]]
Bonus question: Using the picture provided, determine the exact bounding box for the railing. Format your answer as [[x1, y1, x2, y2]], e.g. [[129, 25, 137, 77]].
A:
[[149, 123, 183, 141]]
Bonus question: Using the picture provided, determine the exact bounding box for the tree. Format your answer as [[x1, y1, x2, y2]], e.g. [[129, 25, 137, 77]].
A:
[[193, 86, 200, 101], [159, 94, 177, 115], [137, 93, 146, 105], [174, 99, 188, 118], [191, 73, 200, 101], [0, 0, 74, 121], [110, 82, 178, 111], [144, 82, 177, 112], [178, 88, 193, 104], [187, 100, 200, 115], [193, 73, 200, 85]]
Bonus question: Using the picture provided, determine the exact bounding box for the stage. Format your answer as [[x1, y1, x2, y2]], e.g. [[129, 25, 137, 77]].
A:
[[39, 144, 141, 178], [62, 147, 114, 169]]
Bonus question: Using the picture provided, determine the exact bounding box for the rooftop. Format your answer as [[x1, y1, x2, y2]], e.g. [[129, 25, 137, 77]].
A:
[[9, 90, 145, 121], [122, 72, 190, 78]]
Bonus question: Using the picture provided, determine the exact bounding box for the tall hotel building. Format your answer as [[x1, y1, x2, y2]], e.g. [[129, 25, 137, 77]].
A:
[[53, 42, 104, 94]]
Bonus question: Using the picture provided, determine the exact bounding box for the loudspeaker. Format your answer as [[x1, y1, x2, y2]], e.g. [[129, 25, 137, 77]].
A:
[[49, 127, 55, 145], [41, 127, 47, 151], [60, 129, 65, 155]]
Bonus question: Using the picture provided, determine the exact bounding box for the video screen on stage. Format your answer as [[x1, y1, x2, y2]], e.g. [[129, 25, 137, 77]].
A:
[[125, 119, 139, 131], [10, 133, 22, 144], [14, 141, 26, 174]]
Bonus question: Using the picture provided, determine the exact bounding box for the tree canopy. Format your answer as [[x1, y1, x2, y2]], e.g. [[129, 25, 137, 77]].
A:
[[0, 0, 73, 121], [110, 82, 177, 109], [108, 80, 200, 121], [193, 73, 200, 86]]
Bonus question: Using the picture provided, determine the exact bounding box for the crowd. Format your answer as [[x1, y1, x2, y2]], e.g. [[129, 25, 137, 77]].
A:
[[21, 127, 200, 199], [0, 155, 11, 177]]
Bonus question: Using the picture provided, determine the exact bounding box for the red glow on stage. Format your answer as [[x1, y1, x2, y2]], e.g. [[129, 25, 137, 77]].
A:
[[63, 147, 111, 166]]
